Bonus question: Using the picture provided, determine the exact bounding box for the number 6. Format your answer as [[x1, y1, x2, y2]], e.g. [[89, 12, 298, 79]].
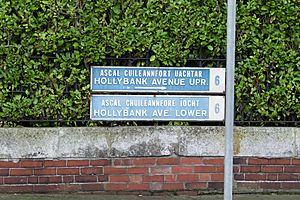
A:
[[215, 75, 220, 86], [215, 103, 220, 114]]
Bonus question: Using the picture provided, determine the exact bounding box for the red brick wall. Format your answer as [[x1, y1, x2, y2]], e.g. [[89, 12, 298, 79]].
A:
[[0, 157, 299, 194]]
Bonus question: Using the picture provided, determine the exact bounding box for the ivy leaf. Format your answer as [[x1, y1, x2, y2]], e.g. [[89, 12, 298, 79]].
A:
[[150, 55, 156, 62]]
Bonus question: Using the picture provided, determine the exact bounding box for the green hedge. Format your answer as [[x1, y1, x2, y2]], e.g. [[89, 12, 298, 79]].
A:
[[0, 0, 299, 126]]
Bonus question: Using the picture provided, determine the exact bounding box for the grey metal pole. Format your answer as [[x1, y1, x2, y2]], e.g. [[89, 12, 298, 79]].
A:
[[224, 0, 236, 200]]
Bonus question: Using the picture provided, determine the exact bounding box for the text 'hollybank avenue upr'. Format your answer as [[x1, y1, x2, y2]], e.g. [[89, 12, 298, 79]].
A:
[[91, 66, 225, 93], [90, 66, 225, 121]]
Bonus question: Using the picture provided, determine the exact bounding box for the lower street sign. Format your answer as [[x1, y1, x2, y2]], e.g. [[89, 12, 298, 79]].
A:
[[91, 95, 224, 121]]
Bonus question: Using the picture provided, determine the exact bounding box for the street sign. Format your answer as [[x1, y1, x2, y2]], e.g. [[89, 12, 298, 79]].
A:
[[91, 95, 224, 121], [91, 66, 225, 93]]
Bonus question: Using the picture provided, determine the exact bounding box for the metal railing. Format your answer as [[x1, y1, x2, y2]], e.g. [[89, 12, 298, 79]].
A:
[[1, 52, 299, 127]]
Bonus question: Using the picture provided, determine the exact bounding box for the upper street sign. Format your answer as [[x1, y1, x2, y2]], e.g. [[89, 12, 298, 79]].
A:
[[91, 66, 225, 93]]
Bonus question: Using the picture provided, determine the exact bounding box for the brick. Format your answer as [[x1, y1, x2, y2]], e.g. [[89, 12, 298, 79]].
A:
[[143, 175, 164, 182], [105, 183, 127, 191], [234, 174, 244, 180], [240, 165, 260, 173], [4, 177, 27, 184], [0, 169, 9, 176], [151, 166, 171, 174], [98, 175, 108, 182], [34, 168, 56, 175], [58, 184, 81, 192], [217, 166, 224, 173], [164, 175, 176, 182], [199, 173, 211, 181], [0, 185, 33, 193], [233, 166, 240, 173], [261, 166, 283, 173], [150, 183, 163, 191], [90, 159, 111, 166], [34, 185, 59, 192], [113, 159, 122, 166], [10, 169, 32, 176], [233, 157, 247, 164], [133, 158, 156, 166], [162, 183, 184, 191], [113, 159, 132, 166], [20, 160, 43, 168], [128, 183, 150, 191], [284, 166, 300, 173], [75, 175, 97, 182], [172, 166, 194, 173], [81, 167, 103, 175], [203, 158, 224, 165], [269, 158, 291, 165], [0, 161, 19, 168], [109, 175, 130, 182], [28, 177, 38, 184], [81, 183, 104, 191], [180, 157, 203, 165], [236, 182, 260, 190], [292, 159, 300, 165], [104, 167, 127, 174], [57, 168, 79, 175], [39, 176, 62, 184], [157, 157, 179, 165], [208, 182, 224, 190], [185, 182, 207, 190], [194, 166, 218, 173], [130, 175, 143, 183], [281, 182, 300, 190], [62, 176, 74, 183], [277, 174, 300, 181], [266, 174, 278, 181], [260, 182, 281, 189], [128, 167, 148, 174], [44, 160, 66, 167], [67, 160, 89, 167], [177, 174, 199, 182], [248, 158, 269, 165], [211, 173, 224, 182], [244, 174, 266, 181]]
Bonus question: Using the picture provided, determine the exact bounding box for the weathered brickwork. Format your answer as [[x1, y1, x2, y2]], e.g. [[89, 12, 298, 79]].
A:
[[0, 157, 299, 194]]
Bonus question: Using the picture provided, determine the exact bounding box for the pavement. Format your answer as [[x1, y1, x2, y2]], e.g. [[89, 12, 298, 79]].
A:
[[0, 194, 300, 200]]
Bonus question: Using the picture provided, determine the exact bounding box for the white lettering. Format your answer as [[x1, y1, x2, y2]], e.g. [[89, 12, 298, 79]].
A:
[[152, 110, 170, 117], [189, 78, 207, 86], [94, 110, 100, 116], [175, 109, 207, 117], [101, 99, 121, 106]]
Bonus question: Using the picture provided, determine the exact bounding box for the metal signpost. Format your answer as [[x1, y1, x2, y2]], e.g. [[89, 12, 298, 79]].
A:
[[224, 0, 236, 200], [90, 27, 230, 196]]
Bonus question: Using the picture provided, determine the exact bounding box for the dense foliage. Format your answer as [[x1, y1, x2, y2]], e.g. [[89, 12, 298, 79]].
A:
[[0, 0, 299, 126]]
